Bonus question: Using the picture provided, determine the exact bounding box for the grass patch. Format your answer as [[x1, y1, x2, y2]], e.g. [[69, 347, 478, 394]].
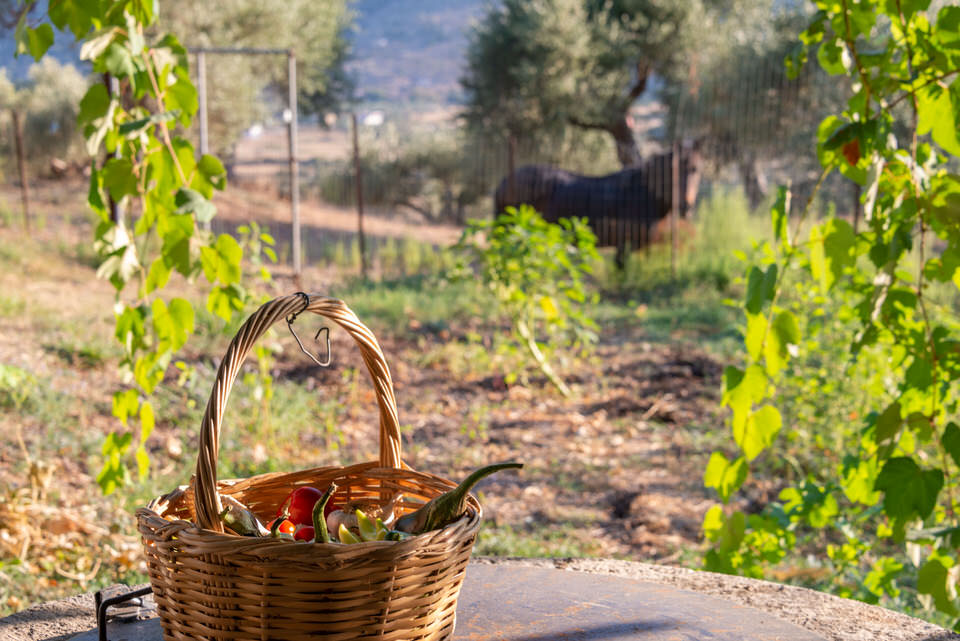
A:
[[330, 274, 492, 334], [475, 522, 609, 558], [42, 341, 107, 369], [0, 293, 26, 317]]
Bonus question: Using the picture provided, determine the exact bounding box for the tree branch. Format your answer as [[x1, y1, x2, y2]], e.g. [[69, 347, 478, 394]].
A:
[[627, 60, 651, 102], [567, 115, 612, 133]]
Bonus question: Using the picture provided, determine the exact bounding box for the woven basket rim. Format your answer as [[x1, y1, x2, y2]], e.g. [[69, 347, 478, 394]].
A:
[[138, 461, 483, 550]]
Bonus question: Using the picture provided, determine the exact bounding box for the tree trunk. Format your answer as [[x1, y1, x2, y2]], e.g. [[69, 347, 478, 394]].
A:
[[738, 154, 767, 210], [610, 117, 642, 168]]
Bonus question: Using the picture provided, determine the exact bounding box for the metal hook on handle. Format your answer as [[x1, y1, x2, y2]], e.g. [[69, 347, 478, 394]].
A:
[[313, 326, 332, 366], [287, 316, 332, 367]]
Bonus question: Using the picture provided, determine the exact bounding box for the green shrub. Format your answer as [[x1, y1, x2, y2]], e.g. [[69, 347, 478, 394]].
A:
[[454, 204, 599, 396]]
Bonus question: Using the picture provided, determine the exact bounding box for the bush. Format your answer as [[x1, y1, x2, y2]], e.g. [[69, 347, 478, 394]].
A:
[[454, 204, 599, 396]]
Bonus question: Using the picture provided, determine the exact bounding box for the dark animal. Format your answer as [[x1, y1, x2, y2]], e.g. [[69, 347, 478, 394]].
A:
[[494, 142, 702, 267]]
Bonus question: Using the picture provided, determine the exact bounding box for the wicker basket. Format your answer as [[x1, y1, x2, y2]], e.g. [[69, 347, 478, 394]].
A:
[[136, 294, 481, 641]]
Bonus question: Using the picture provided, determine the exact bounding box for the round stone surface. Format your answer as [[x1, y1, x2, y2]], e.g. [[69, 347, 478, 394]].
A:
[[64, 564, 824, 641], [453, 564, 824, 640]]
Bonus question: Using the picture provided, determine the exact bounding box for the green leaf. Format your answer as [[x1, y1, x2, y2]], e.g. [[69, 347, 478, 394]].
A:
[[165, 69, 198, 124], [199, 245, 220, 283], [895, 0, 931, 20], [133, 353, 165, 395], [174, 187, 216, 224], [734, 405, 782, 461], [24, 24, 54, 61], [112, 389, 139, 426], [144, 257, 171, 295], [207, 285, 244, 322], [704, 453, 748, 504], [938, 6, 960, 47], [96, 452, 128, 496], [771, 186, 789, 247], [942, 423, 960, 468], [139, 400, 155, 442], [702, 504, 725, 540], [135, 444, 150, 480], [917, 82, 960, 157], [765, 311, 800, 376], [118, 110, 178, 137], [875, 457, 943, 523], [168, 297, 194, 348], [78, 84, 112, 128], [841, 456, 881, 505], [152, 298, 192, 353], [215, 234, 243, 284], [905, 357, 933, 390], [816, 38, 847, 75], [103, 42, 136, 78], [115, 305, 147, 357], [864, 557, 904, 600], [809, 219, 855, 292], [160, 214, 195, 277], [917, 556, 959, 616], [79, 29, 116, 61], [875, 401, 902, 445], [723, 364, 767, 417], [102, 158, 138, 200], [745, 264, 777, 314], [744, 313, 766, 362], [194, 154, 227, 196]]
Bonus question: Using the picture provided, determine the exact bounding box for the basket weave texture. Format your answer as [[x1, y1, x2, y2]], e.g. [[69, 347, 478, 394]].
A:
[[136, 294, 481, 641]]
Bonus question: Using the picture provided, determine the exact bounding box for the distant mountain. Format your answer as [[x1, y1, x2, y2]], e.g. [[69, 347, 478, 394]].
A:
[[0, 1, 483, 104], [347, 0, 484, 105]]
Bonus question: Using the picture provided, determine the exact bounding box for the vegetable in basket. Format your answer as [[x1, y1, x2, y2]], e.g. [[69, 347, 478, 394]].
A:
[[325, 493, 401, 536], [311, 483, 337, 543], [219, 495, 270, 536], [280, 485, 337, 525], [395, 462, 523, 535]]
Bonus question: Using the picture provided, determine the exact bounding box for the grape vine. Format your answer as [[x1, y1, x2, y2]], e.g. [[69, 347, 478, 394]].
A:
[[704, 0, 960, 625], [16, 0, 251, 493]]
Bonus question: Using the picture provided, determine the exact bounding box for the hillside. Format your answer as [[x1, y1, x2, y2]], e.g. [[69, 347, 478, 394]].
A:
[[337, 0, 482, 104], [0, 1, 482, 108]]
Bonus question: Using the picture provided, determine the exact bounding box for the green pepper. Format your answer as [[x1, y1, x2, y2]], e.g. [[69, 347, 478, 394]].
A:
[[311, 482, 337, 543], [395, 462, 523, 535]]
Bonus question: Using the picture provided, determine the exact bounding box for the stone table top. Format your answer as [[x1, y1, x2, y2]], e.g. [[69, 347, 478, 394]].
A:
[[1, 558, 956, 641]]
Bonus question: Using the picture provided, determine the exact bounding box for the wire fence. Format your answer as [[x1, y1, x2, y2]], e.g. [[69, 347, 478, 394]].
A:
[[204, 52, 852, 276]]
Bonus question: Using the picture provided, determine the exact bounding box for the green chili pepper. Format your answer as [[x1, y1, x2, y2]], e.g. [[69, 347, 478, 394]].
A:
[[311, 482, 338, 543], [395, 462, 523, 535]]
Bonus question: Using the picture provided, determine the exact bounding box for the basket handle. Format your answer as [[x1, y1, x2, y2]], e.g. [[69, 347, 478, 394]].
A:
[[193, 294, 402, 532]]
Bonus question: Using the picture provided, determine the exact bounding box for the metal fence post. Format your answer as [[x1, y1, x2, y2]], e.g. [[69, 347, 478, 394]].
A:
[[287, 49, 301, 280], [11, 109, 29, 232], [671, 139, 680, 280], [352, 112, 367, 278]]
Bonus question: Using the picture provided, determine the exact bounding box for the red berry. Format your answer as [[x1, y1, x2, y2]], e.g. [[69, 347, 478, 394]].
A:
[[842, 139, 860, 166], [293, 525, 314, 541]]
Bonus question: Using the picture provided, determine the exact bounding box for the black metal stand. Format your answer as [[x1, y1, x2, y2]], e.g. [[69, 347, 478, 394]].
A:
[[94, 586, 152, 641]]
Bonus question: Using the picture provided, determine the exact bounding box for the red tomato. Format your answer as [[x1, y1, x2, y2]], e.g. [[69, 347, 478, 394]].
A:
[[293, 525, 315, 542], [269, 517, 295, 535], [281, 486, 337, 525]]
